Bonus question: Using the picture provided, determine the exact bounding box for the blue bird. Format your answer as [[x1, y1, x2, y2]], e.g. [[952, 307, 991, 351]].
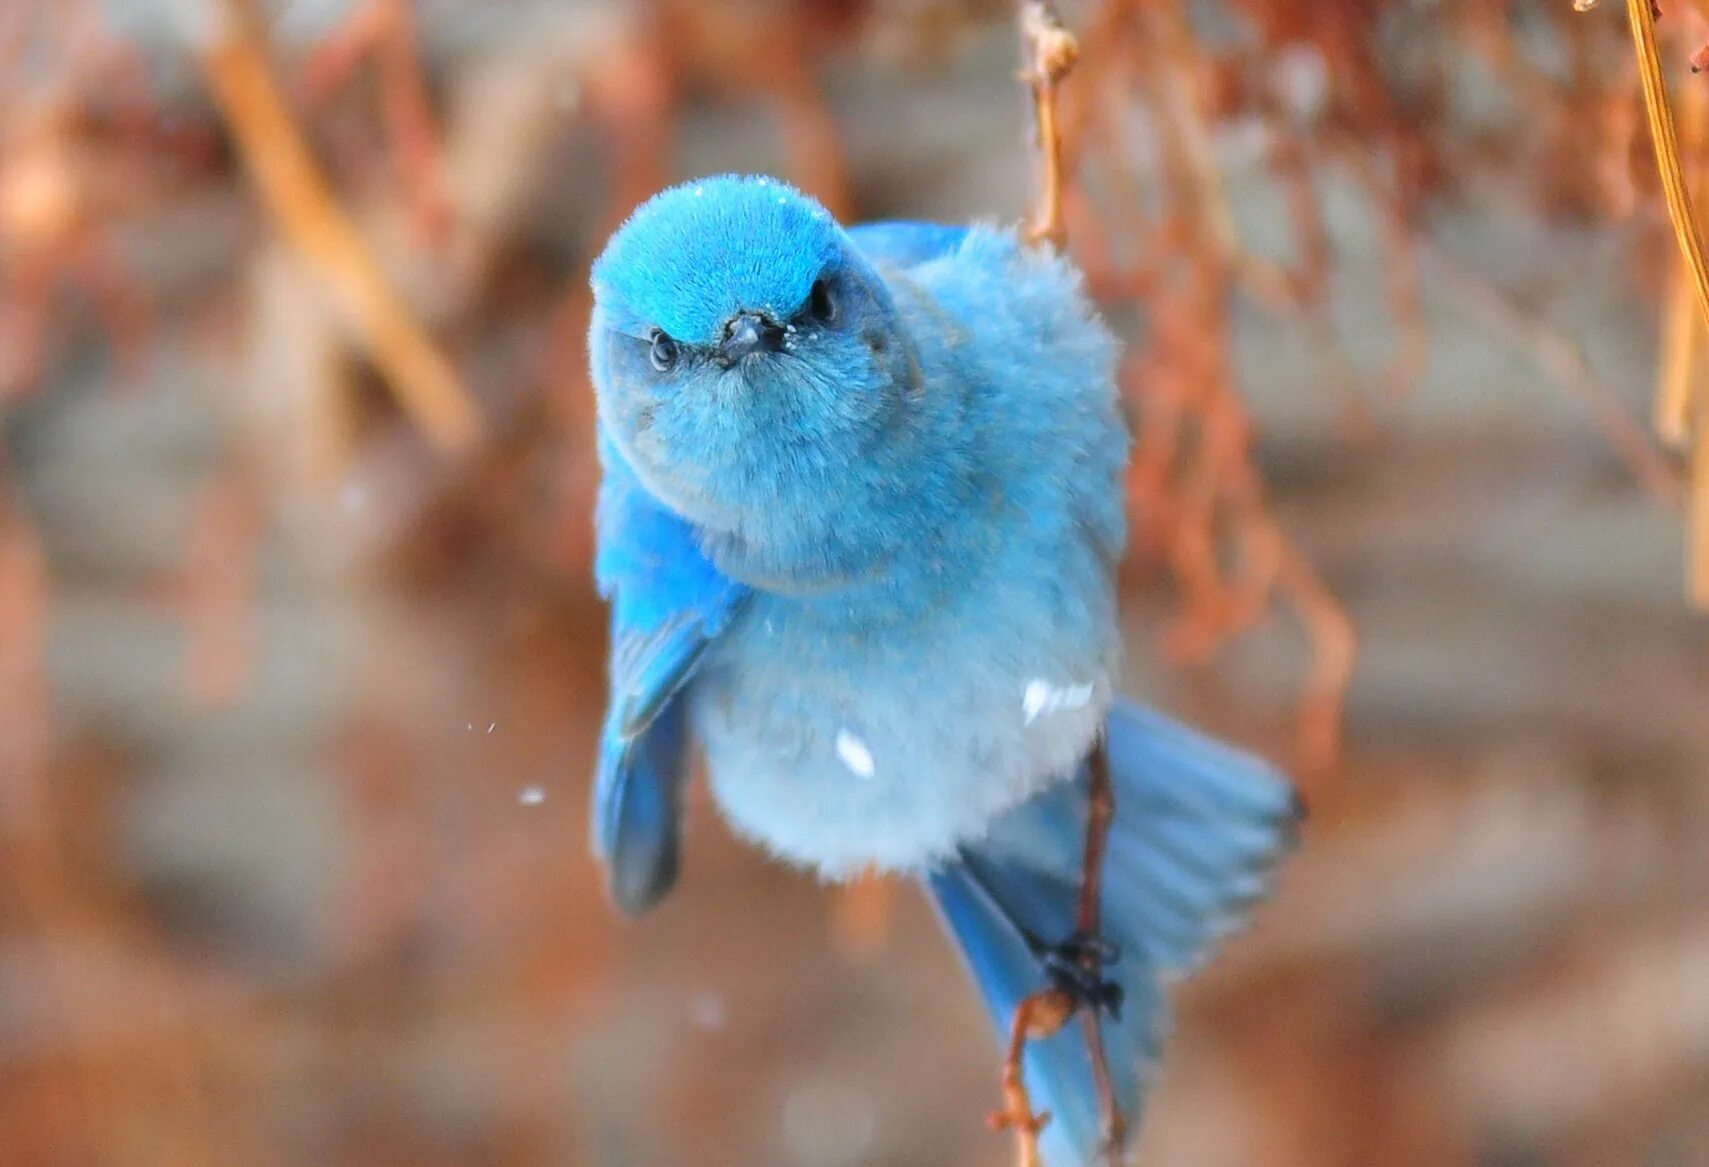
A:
[[587, 174, 1301, 1165]]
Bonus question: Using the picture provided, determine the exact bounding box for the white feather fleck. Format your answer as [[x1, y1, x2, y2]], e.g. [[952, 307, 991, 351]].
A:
[[835, 729, 876, 779], [1023, 679, 1096, 725]]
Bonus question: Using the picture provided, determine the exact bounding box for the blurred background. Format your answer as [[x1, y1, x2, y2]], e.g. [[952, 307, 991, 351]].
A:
[[3, 1, 1709, 1164]]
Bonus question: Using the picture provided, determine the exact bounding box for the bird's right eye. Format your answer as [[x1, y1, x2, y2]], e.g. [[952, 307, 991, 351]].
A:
[[649, 330, 679, 373]]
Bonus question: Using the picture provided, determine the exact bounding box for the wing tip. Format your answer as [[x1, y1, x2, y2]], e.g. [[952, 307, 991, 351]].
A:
[[607, 855, 678, 917]]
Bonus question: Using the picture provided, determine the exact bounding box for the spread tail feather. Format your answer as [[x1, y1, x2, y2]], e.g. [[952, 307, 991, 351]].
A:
[[926, 698, 1301, 1166]]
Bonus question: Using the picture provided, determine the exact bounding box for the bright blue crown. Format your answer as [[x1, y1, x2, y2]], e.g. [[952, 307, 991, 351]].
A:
[[591, 175, 841, 346]]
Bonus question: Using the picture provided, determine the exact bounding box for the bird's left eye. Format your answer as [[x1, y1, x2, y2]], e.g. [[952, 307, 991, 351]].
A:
[[808, 278, 837, 324], [649, 330, 679, 372]]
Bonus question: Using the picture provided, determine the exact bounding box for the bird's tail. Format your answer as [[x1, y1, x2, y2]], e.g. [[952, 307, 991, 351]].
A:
[[926, 698, 1302, 1166]]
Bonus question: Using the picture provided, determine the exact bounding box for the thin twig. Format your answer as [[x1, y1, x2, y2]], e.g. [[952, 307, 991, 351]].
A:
[[1020, 2, 1079, 249], [1273, 535, 1356, 778], [1622, 0, 1709, 606], [301, 0, 452, 246], [198, 0, 481, 454], [1656, 53, 1709, 448], [1153, 0, 1241, 266], [1672, 25, 1709, 601], [1078, 741, 1127, 1161], [1628, 0, 1709, 346], [1696, 379, 1709, 603], [995, 9, 1125, 1163], [1659, 243, 1701, 449], [989, 988, 1074, 1167], [1627, 0, 1708, 445]]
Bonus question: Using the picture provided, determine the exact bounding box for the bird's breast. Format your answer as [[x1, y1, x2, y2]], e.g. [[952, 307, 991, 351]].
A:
[[686, 532, 1118, 877]]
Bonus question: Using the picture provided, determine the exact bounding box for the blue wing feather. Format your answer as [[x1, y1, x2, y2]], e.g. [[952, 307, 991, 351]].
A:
[[592, 428, 748, 915], [593, 697, 692, 914]]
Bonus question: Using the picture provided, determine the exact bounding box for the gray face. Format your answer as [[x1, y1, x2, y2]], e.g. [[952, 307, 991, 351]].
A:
[[592, 255, 920, 536]]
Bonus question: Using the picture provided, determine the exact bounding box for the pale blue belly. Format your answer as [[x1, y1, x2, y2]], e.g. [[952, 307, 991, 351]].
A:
[[688, 554, 1118, 877]]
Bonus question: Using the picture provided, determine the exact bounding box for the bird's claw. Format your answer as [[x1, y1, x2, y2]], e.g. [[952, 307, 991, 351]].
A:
[[1042, 930, 1124, 1021]]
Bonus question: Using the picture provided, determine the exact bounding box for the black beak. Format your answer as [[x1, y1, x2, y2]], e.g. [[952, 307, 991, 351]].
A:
[[718, 312, 785, 364]]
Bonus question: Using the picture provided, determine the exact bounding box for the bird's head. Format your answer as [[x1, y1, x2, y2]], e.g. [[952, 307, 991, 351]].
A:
[[589, 175, 918, 537]]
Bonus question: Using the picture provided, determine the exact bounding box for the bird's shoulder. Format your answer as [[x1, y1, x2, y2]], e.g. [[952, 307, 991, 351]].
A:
[[881, 223, 1120, 431], [872, 223, 1128, 563], [847, 219, 970, 269]]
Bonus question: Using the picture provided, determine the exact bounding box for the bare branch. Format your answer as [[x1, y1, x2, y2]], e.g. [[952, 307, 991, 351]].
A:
[[1020, 2, 1079, 249], [198, 0, 481, 454]]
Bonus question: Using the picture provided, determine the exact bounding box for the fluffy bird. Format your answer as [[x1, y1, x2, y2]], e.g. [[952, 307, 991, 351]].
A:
[[587, 174, 1300, 1165]]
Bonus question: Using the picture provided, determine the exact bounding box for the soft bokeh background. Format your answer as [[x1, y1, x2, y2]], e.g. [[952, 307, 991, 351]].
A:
[[3, 1, 1709, 1164]]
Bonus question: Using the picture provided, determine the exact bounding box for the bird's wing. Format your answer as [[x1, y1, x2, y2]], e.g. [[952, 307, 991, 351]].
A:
[[848, 220, 969, 267], [592, 428, 749, 915]]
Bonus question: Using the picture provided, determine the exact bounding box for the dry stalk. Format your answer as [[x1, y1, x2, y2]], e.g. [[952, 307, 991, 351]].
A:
[[988, 9, 1126, 1166], [988, 988, 1075, 1167], [1619, 0, 1709, 602], [1021, 2, 1080, 249], [1077, 743, 1127, 1160], [300, 0, 452, 245], [199, 0, 480, 454]]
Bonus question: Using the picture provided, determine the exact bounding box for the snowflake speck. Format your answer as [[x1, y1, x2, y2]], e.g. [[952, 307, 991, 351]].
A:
[[689, 990, 728, 1031]]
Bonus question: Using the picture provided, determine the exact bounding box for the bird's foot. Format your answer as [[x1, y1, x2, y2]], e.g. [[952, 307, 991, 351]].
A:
[[1041, 930, 1124, 1021]]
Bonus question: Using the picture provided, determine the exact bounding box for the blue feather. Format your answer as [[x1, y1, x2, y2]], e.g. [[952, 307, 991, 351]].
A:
[[591, 426, 747, 914], [593, 698, 690, 915]]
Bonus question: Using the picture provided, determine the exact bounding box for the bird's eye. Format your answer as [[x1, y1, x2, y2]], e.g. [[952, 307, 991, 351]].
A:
[[649, 330, 679, 373], [808, 278, 837, 324]]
